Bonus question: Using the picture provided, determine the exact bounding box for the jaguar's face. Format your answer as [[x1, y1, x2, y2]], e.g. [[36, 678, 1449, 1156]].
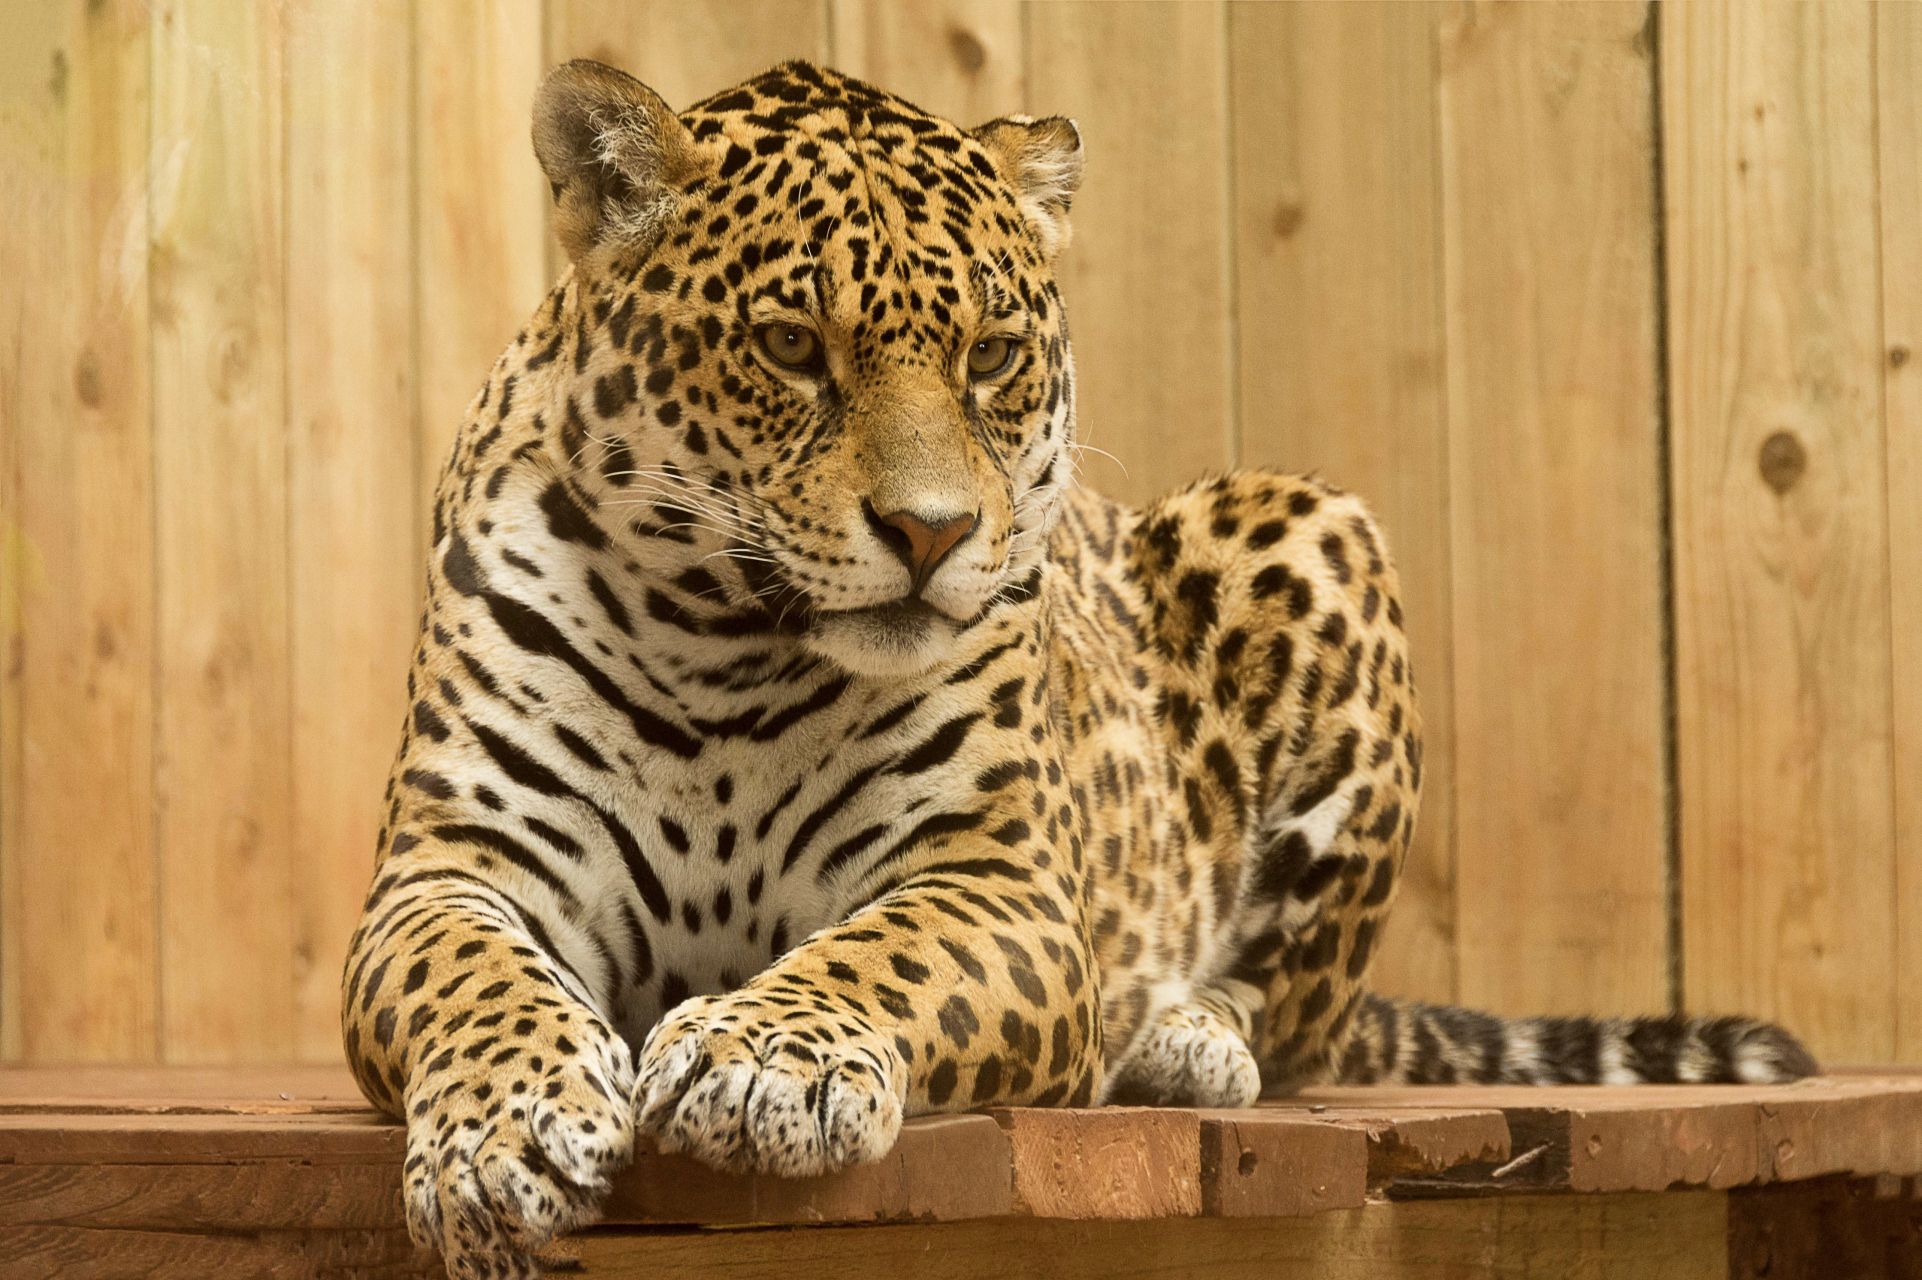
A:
[[535, 60, 1082, 678]]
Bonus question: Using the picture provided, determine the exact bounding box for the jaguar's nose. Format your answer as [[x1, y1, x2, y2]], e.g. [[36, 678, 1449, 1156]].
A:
[[863, 501, 978, 594]]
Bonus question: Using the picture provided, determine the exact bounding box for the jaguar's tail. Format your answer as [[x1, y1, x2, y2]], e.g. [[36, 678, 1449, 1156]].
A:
[[1334, 993, 1818, 1086]]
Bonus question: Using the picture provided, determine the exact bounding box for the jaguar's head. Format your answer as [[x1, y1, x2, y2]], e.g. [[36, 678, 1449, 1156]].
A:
[[531, 59, 1082, 679]]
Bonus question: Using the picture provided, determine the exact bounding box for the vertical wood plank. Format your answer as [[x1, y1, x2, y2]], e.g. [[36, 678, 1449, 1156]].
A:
[[1026, 1, 1234, 507], [1884, 1, 1922, 1062], [284, 0, 418, 1064], [0, 15, 22, 1061], [1230, 2, 1455, 1004], [151, 0, 293, 1060], [1664, 0, 1896, 1062], [829, 0, 1023, 126], [0, 0, 158, 1059], [1439, 2, 1669, 1016], [545, 1, 830, 114], [415, 0, 547, 528]]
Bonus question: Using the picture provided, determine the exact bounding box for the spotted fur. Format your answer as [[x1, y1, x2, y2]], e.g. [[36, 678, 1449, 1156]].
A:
[[341, 60, 1815, 1278]]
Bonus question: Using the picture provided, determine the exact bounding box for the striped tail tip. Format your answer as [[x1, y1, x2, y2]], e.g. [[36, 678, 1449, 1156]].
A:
[[1338, 995, 1819, 1086]]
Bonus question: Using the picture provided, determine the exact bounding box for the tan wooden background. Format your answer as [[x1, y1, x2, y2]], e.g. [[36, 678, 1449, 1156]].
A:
[[1, 0, 1916, 1069]]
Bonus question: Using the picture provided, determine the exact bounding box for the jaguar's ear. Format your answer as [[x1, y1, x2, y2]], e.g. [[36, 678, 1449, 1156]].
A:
[[532, 59, 702, 269], [969, 115, 1084, 259]]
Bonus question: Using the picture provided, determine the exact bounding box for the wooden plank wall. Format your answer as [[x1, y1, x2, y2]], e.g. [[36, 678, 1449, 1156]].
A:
[[2, 1, 157, 1061], [1438, 2, 1671, 1019], [0, 0, 1915, 1068], [1664, 2, 1903, 1064]]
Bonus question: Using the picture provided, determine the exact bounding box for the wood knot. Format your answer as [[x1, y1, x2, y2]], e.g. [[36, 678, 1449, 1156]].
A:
[[74, 348, 102, 407], [1757, 430, 1806, 495], [1272, 202, 1305, 239], [948, 26, 987, 74], [1891, 345, 1911, 369], [214, 330, 255, 404]]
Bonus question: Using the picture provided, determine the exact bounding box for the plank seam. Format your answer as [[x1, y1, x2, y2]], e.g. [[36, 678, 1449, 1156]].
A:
[[1218, 0, 1241, 472], [409, 0, 425, 585], [1867, 1, 1902, 1058], [146, 0, 164, 1065], [279, 0, 299, 1069], [1420, 4, 1460, 1004], [1645, 0, 1684, 1019], [1019, 0, 1032, 116]]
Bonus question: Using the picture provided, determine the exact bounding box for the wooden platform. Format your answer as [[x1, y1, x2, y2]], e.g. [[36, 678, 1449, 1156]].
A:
[[6, 1067, 1922, 1278]]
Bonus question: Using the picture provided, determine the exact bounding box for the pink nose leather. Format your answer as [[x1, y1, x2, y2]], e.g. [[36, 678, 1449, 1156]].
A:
[[872, 507, 977, 591]]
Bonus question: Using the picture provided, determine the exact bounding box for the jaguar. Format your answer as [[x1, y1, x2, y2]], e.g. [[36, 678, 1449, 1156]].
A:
[[341, 58, 1816, 1277]]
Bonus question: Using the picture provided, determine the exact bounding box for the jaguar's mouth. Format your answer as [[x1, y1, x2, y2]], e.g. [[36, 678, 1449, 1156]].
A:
[[801, 595, 962, 679], [824, 596, 949, 629]]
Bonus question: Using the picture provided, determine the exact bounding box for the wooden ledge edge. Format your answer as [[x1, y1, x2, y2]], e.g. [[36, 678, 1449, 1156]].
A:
[[602, 1113, 1013, 1226], [17, 1076, 1922, 1232], [989, 1107, 1203, 1219]]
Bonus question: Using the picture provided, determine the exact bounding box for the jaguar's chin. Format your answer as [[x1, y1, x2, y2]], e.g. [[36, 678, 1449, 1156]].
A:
[[804, 598, 962, 680]]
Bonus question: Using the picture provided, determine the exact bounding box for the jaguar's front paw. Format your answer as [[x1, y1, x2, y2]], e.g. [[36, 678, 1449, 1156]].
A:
[[1105, 1000, 1261, 1108], [634, 990, 907, 1177], [402, 1018, 635, 1278]]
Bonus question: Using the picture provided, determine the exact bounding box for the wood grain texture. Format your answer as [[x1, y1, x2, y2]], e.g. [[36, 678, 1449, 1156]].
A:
[[573, 1193, 1729, 1280], [284, 0, 417, 1066], [414, 0, 548, 530], [605, 1115, 1013, 1225], [1881, 2, 1922, 1063], [0, 1, 157, 1061], [1243, 1104, 1512, 1192], [992, 1107, 1203, 1219], [0, 1111, 406, 1165], [0, 1162, 405, 1231], [151, 0, 293, 1062], [1663, 0, 1897, 1063], [545, 1, 831, 114], [1728, 1177, 1922, 1280], [1196, 1112, 1369, 1218], [829, 0, 1023, 126], [1319, 1075, 1922, 1196], [1438, 1, 1669, 1017], [0, 1063, 361, 1105], [1229, 1, 1455, 1006], [1026, 1, 1234, 506], [0, 158, 14, 1066], [5, 1224, 435, 1280], [1339, 1108, 1510, 1184], [16, 1066, 1922, 1278]]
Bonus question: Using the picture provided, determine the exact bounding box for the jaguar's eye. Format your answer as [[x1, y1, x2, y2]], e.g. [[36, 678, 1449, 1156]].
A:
[[967, 337, 1014, 379], [757, 324, 821, 370]]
